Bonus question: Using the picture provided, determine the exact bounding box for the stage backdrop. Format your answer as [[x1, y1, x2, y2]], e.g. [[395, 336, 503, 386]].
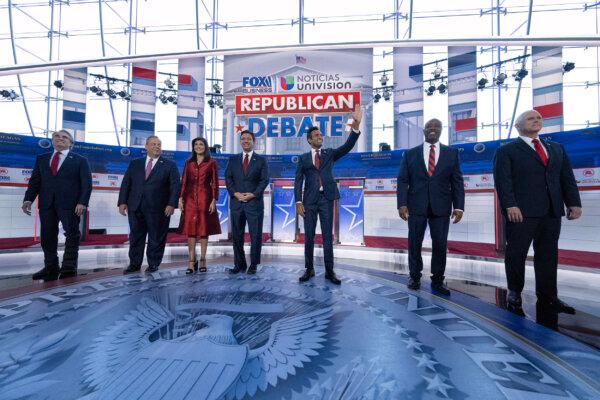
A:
[[176, 57, 205, 151], [222, 49, 373, 155]]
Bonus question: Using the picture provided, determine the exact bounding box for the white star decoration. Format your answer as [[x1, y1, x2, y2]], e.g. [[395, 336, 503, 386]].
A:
[[216, 195, 228, 225], [273, 195, 296, 229], [402, 337, 424, 352], [423, 374, 453, 397], [340, 192, 364, 231], [413, 353, 439, 371]]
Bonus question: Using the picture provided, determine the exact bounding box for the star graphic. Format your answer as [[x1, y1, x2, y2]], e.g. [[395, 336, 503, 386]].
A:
[[71, 303, 88, 310], [367, 306, 381, 314], [42, 311, 63, 320], [414, 353, 439, 371], [379, 314, 393, 323], [273, 194, 296, 230], [235, 123, 245, 133], [402, 337, 424, 352], [340, 192, 364, 231], [423, 374, 453, 397], [391, 324, 408, 335], [216, 194, 229, 225], [94, 296, 110, 303]]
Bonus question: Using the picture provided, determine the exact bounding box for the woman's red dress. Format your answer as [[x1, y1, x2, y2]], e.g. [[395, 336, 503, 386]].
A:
[[178, 158, 222, 237]]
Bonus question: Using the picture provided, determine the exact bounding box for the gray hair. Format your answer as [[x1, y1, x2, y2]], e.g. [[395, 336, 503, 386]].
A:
[[145, 135, 161, 144], [514, 110, 541, 133], [53, 129, 74, 148]]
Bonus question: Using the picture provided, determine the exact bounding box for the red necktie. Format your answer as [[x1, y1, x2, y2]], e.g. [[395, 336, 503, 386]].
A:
[[243, 153, 249, 174], [427, 144, 436, 176], [50, 151, 61, 176], [315, 150, 324, 187], [532, 138, 548, 167], [145, 158, 153, 180]]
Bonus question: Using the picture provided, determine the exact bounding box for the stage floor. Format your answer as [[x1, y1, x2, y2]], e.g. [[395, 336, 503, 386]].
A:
[[1, 253, 600, 399]]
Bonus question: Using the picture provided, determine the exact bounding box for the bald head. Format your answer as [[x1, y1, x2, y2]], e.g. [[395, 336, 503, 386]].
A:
[[515, 110, 543, 137], [423, 118, 443, 144]]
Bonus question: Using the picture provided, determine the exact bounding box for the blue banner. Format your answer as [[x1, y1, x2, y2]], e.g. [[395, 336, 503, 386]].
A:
[[216, 187, 230, 238], [338, 180, 364, 245], [271, 181, 296, 242]]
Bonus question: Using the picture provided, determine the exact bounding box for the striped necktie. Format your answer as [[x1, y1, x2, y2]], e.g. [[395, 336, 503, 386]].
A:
[[427, 144, 436, 176]]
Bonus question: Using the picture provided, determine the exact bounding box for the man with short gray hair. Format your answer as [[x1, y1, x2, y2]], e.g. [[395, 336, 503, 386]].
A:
[[22, 129, 92, 281]]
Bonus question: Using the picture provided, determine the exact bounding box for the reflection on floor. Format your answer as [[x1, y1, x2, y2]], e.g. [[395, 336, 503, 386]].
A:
[[1, 254, 600, 399]]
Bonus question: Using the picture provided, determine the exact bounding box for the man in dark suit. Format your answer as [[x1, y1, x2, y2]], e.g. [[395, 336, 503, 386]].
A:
[[494, 110, 582, 316], [225, 130, 270, 275], [22, 129, 92, 281], [295, 105, 363, 285], [118, 135, 180, 274], [397, 118, 465, 295]]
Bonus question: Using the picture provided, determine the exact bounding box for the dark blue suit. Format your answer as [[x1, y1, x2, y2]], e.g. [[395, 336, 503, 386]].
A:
[[493, 137, 581, 299], [397, 143, 465, 282], [225, 153, 269, 269], [118, 156, 180, 268], [24, 151, 92, 270], [294, 131, 360, 272]]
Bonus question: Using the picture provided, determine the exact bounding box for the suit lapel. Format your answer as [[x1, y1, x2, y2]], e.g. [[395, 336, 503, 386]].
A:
[[57, 153, 75, 175], [146, 157, 162, 181], [544, 140, 556, 169], [416, 145, 429, 177], [516, 137, 546, 166], [431, 145, 448, 178]]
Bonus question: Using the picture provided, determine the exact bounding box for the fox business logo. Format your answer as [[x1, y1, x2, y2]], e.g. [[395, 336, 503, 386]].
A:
[[242, 76, 273, 93]]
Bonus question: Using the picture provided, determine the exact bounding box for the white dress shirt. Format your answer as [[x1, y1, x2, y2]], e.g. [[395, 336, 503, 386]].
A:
[[519, 135, 548, 157], [242, 150, 254, 164], [423, 141, 440, 169], [50, 148, 70, 171], [145, 155, 159, 171]]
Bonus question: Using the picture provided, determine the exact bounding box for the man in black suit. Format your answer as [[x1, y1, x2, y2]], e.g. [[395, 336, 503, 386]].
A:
[[118, 135, 180, 274], [396, 118, 465, 295], [22, 129, 92, 281], [225, 130, 270, 275], [494, 110, 582, 316], [295, 105, 363, 285]]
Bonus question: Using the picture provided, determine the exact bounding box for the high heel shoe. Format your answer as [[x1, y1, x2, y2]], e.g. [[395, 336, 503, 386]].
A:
[[199, 258, 207, 273], [186, 260, 198, 274]]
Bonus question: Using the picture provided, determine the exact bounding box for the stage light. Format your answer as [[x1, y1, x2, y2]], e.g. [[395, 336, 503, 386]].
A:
[[0, 90, 9, 98], [159, 92, 168, 104], [379, 73, 389, 86], [426, 84, 436, 96], [514, 68, 528, 82], [167, 95, 176, 103], [477, 77, 488, 90], [433, 66, 443, 78], [208, 98, 215, 108], [379, 142, 391, 151], [494, 72, 507, 85], [374, 92, 381, 103], [90, 86, 100, 93], [95, 90, 104, 96], [437, 83, 447, 94], [164, 78, 175, 89], [563, 61, 575, 73], [382, 88, 391, 101], [118, 90, 128, 98], [53, 80, 63, 89], [216, 97, 223, 108], [212, 83, 221, 94], [1, 89, 19, 101], [106, 89, 117, 99]]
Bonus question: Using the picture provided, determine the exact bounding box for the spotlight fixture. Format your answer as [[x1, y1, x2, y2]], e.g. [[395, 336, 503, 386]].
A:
[[437, 83, 447, 94], [494, 72, 507, 85], [0, 90, 9, 98], [563, 61, 575, 73], [164, 77, 175, 89], [477, 77, 488, 90], [90, 86, 100, 93], [208, 98, 215, 108], [382, 88, 391, 101], [433, 66, 443, 79], [379, 73, 389, 86], [374, 92, 381, 103], [95, 90, 104, 97], [216, 97, 224, 108], [426, 84, 436, 96], [0, 89, 19, 101], [53, 80, 63, 89], [513, 68, 528, 82], [118, 90, 128, 98], [106, 89, 117, 99], [159, 92, 168, 104], [212, 83, 221, 94]]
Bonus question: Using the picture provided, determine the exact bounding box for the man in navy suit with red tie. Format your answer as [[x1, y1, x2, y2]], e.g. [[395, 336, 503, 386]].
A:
[[118, 135, 180, 274], [22, 129, 92, 281], [494, 110, 582, 316], [397, 118, 465, 295], [295, 105, 363, 285]]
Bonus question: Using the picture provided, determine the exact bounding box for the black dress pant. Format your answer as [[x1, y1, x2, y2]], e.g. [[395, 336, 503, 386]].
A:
[[303, 193, 334, 272], [504, 214, 561, 300], [231, 203, 263, 268], [39, 205, 81, 271], [128, 205, 170, 267], [407, 206, 450, 283]]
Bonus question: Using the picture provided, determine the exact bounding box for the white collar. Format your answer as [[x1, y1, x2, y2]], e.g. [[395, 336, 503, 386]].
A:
[[54, 148, 70, 156], [242, 151, 253, 159]]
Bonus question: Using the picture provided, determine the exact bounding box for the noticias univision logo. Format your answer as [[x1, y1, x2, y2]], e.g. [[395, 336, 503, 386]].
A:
[[280, 75, 294, 91]]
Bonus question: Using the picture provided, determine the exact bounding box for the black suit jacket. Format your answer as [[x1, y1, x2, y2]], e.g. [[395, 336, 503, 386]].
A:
[[24, 151, 92, 210], [118, 156, 180, 212], [493, 137, 581, 217], [294, 131, 360, 205], [225, 152, 269, 210], [396, 143, 465, 217]]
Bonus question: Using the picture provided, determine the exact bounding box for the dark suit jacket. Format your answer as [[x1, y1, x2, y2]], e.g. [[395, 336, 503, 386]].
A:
[[118, 156, 180, 212], [396, 143, 465, 217], [225, 152, 269, 210], [294, 131, 360, 205], [24, 151, 92, 210], [493, 137, 581, 217]]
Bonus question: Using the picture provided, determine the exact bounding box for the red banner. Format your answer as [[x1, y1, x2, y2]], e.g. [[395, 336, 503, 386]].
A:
[[235, 91, 360, 115]]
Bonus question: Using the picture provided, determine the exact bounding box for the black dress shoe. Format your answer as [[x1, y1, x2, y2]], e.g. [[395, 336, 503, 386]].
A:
[[431, 282, 451, 296], [299, 269, 315, 283], [229, 265, 247, 274], [58, 269, 77, 279], [507, 300, 526, 317], [123, 265, 141, 275], [145, 265, 159, 273], [247, 265, 258, 275], [407, 277, 420, 290], [540, 298, 576, 315], [324, 271, 341, 285], [32, 267, 59, 281]]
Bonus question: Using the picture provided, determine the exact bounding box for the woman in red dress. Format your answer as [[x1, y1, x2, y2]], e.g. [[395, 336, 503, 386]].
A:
[[178, 137, 221, 273]]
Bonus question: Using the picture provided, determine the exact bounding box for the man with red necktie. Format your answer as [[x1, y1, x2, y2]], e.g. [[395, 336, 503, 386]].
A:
[[494, 110, 582, 316], [22, 130, 92, 281], [396, 118, 465, 295]]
